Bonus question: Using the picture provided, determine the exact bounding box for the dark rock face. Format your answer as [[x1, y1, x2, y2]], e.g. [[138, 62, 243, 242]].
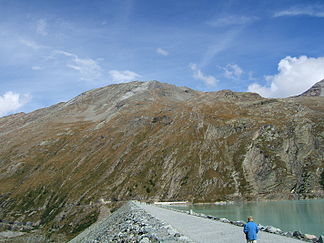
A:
[[0, 80, 323, 239]]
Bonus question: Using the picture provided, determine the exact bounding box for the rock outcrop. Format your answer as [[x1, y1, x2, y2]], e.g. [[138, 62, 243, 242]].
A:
[[0, 80, 323, 240]]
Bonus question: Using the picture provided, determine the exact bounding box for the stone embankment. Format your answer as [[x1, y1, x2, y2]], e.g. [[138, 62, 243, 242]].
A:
[[70, 201, 323, 243], [68, 201, 192, 242]]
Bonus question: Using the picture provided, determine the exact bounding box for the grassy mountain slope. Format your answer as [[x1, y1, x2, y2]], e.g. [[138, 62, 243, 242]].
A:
[[0, 81, 323, 239]]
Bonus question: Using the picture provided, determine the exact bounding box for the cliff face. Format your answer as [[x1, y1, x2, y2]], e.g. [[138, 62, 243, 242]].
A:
[[0, 80, 323, 236]]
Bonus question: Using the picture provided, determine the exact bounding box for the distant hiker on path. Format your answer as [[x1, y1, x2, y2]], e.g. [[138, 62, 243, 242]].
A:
[[244, 216, 259, 243]]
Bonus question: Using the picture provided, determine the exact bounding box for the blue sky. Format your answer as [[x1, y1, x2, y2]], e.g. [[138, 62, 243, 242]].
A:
[[1, 0, 324, 116]]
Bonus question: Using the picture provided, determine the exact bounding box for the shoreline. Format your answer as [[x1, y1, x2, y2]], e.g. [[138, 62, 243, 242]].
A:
[[138, 202, 314, 243], [157, 201, 323, 242], [68, 201, 313, 243], [152, 197, 324, 205]]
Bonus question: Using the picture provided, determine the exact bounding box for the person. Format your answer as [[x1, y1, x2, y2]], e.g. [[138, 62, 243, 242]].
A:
[[243, 216, 259, 243]]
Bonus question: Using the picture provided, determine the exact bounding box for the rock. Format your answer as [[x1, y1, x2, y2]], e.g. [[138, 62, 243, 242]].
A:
[[68, 201, 189, 243], [167, 228, 178, 236], [293, 231, 303, 239], [281, 231, 293, 237], [232, 221, 245, 227], [139, 237, 151, 243], [258, 224, 265, 230], [303, 234, 317, 241], [265, 226, 282, 234], [220, 218, 230, 223], [0, 231, 25, 238]]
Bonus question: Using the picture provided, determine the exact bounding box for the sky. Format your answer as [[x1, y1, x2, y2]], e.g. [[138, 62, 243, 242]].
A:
[[1, 0, 324, 117]]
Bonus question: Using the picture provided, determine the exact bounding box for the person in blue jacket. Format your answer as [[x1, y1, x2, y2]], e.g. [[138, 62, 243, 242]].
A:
[[244, 216, 259, 243]]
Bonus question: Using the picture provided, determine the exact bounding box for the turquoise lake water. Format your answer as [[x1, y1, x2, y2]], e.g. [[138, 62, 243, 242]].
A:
[[168, 199, 324, 236]]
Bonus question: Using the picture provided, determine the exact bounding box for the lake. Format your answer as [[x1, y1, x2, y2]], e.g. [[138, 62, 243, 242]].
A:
[[168, 199, 324, 236]]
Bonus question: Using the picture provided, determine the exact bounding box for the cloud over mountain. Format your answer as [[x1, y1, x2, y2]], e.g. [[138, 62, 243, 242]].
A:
[[190, 63, 218, 86], [0, 92, 31, 117], [248, 56, 324, 98], [109, 70, 142, 83], [223, 64, 243, 79]]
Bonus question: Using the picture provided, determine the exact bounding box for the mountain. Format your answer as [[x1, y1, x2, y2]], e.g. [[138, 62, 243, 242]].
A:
[[0, 80, 323, 240]]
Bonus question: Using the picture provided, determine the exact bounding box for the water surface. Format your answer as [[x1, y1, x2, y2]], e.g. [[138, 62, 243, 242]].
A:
[[168, 199, 324, 236]]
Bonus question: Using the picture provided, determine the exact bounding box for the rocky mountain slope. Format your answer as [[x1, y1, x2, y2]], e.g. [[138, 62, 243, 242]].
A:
[[0, 80, 323, 240]]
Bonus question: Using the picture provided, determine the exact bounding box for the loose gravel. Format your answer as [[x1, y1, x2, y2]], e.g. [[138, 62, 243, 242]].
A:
[[69, 201, 316, 243], [68, 201, 192, 243]]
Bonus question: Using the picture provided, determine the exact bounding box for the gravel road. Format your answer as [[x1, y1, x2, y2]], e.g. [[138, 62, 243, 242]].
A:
[[136, 202, 305, 243]]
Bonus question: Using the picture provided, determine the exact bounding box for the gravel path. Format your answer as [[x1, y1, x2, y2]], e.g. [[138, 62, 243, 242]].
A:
[[136, 202, 305, 243]]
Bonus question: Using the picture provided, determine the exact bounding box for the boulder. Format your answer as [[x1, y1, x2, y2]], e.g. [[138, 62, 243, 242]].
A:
[[303, 234, 317, 241], [318, 235, 324, 243], [281, 232, 293, 237], [293, 231, 303, 239], [258, 224, 265, 230], [265, 226, 282, 234], [220, 218, 230, 223], [207, 215, 219, 220], [232, 221, 245, 227]]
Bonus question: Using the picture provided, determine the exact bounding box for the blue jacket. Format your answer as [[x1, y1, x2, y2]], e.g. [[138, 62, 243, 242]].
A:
[[244, 221, 259, 240]]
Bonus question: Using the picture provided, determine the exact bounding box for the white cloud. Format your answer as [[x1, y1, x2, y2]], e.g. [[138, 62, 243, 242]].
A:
[[0, 92, 31, 117], [109, 70, 141, 83], [54, 50, 74, 57], [248, 56, 324, 98], [274, 5, 324, 17], [54, 50, 102, 82], [31, 66, 43, 70], [156, 48, 169, 56], [36, 19, 48, 36], [20, 39, 45, 50], [190, 63, 218, 86], [208, 15, 258, 27], [223, 64, 243, 79], [13, 41, 102, 82]]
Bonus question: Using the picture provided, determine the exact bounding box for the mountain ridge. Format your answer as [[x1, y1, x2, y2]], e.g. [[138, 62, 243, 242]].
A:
[[0, 79, 323, 240]]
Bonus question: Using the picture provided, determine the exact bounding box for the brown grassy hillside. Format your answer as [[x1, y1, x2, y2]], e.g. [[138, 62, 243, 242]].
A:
[[0, 81, 323, 239]]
